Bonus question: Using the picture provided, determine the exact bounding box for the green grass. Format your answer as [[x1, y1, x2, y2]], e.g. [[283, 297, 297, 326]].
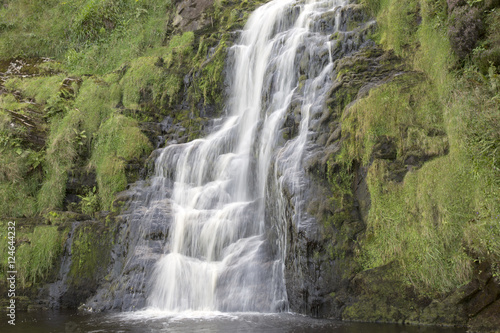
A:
[[0, 0, 173, 74], [362, 155, 475, 292], [340, 73, 446, 166], [37, 108, 81, 212], [0, 94, 45, 217], [74, 78, 119, 135], [121, 56, 166, 109], [0, 180, 39, 218], [0, 0, 271, 302], [5, 75, 66, 105], [0, 224, 64, 288], [36, 75, 152, 212], [377, 0, 419, 56]]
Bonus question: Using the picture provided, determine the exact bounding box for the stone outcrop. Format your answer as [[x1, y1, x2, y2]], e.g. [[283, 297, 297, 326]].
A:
[[172, 0, 215, 32]]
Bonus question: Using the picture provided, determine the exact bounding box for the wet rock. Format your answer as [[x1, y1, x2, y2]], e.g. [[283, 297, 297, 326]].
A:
[[65, 170, 96, 192], [337, 4, 368, 32], [83, 181, 174, 311], [139, 122, 163, 148], [463, 262, 500, 319], [469, 299, 500, 332]]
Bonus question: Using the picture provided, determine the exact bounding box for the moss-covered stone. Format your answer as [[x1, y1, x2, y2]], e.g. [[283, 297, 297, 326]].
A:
[[342, 263, 465, 325], [62, 219, 115, 308]]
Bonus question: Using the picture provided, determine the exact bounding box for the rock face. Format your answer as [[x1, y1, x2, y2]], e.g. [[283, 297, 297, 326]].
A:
[[172, 0, 215, 31], [258, 3, 405, 318]]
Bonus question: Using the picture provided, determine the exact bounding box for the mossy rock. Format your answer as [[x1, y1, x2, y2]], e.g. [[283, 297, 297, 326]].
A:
[[343, 263, 439, 325], [63, 220, 115, 308]]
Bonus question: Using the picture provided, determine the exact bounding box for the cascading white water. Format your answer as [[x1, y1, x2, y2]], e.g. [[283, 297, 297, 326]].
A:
[[147, 0, 347, 312]]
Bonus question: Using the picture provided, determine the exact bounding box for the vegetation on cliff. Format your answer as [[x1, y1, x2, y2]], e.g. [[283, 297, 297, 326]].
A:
[[0, 0, 263, 217], [349, 0, 499, 293]]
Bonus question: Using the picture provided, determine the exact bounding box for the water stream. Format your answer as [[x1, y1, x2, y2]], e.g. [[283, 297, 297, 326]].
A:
[[145, 0, 348, 312]]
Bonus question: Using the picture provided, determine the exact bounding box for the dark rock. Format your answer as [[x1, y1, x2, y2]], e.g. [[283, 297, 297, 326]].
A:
[[466, 278, 500, 317], [64, 170, 97, 210], [469, 298, 500, 332]]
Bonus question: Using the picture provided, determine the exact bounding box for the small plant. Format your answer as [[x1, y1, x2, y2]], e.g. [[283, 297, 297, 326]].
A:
[[0, 134, 23, 155], [78, 186, 100, 216], [73, 128, 87, 147], [44, 94, 72, 119]]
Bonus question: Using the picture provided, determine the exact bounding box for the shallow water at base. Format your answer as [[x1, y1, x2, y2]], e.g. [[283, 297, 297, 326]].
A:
[[2, 311, 467, 333]]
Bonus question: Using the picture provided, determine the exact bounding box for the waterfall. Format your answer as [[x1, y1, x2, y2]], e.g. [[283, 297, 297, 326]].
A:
[[146, 0, 348, 312]]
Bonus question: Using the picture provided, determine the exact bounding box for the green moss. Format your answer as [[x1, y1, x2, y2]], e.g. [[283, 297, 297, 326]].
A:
[[336, 59, 369, 80], [163, 74, 183, 107], [69, 222, 113, 282], [187, 35, 228, 112], [91, 114, 152, 209], [164, 31, 195, 67], [340, 73, 445, 166]]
